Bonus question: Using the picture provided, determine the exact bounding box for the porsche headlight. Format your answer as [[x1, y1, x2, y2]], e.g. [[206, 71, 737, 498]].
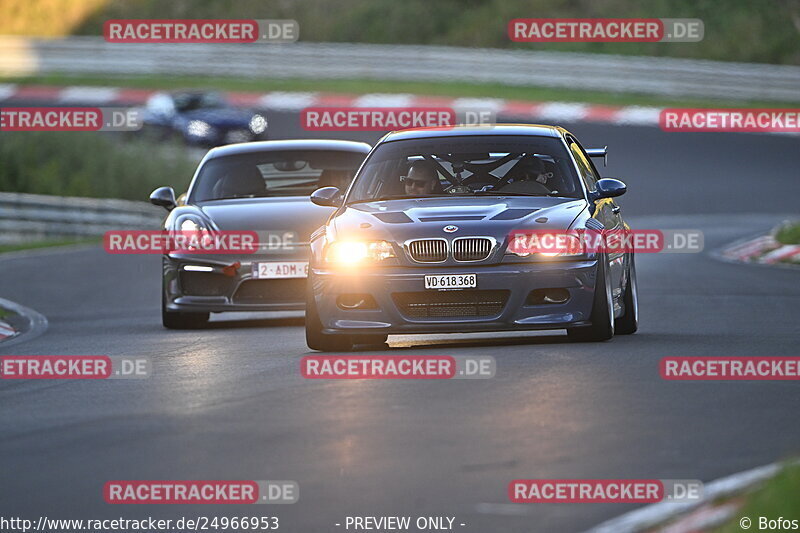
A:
[[325, 240, 396, 264], [180, 218, 203, 232], [249, 114, 267, 134]]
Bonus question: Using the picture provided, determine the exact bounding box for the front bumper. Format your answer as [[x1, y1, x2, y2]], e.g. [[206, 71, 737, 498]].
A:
[[163, 253, 306, 313], [312, 259, 599, 335]]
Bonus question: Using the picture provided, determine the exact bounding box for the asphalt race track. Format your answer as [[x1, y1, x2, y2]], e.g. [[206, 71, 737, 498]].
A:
[[1, 113, 799, 532]]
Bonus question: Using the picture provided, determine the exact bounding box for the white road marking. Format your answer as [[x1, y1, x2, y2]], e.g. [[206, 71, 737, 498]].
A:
[[353, 93, 416, 107], [535, 102, 588, 122], [58, 86, 120, 104], [259, 91, 318, 111]]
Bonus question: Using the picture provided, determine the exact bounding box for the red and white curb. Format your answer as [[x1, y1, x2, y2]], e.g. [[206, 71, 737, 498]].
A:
[[2, 84, 795, 134], [585, 461, 794, 533], [0, 320, 16, 340], [720, 234, 800, 266], [0, 296, 48, 347], [0, 83, 674, 128]]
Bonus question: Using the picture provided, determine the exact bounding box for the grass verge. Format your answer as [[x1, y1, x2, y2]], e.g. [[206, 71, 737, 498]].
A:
[[0, 131, 196, 200], [0, 238, 101, 255], [775, 222, 800, 245], [4, 0, 798, 65], [715, 461, 800, 532], [3, 74, 799, 109]]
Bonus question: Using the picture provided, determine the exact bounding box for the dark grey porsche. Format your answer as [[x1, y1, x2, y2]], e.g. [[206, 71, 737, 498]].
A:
[[305, 125, 638, 351], [150, 139, 371, 329]]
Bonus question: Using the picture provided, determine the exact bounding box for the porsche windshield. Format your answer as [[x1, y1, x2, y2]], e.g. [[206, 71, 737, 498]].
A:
[[347, 135, 582, 203], [191, 150, 366, 202]]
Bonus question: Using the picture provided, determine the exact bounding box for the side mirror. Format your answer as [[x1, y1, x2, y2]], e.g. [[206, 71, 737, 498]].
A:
[[594, 178, 626, 199], [150, 186, 177, 211], [310, 187, 342, 208]]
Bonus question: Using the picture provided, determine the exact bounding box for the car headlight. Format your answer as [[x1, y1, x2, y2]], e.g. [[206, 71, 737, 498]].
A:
[[506, 231, 585, 258], [187, 120, 213, 137], [249, 114, 267, 134], [325, 240, 396, 264], [170, 216, 216, 251], [180, 218, 204, 232]]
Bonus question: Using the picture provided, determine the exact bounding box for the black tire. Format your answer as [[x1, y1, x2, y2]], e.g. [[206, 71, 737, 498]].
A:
[[615, 253, 639, 335], [162, 293, 209, 329], [567, 255, 614, 342], [305, 279, 355, 352]]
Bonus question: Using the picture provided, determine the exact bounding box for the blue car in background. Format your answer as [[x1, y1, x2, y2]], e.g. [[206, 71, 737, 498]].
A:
[[139, 91, 268, 147]]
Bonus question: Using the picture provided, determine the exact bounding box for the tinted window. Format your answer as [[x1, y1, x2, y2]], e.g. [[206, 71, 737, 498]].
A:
[[190, 150, 366, 202], [173, 92, 227, 112], [347, 135, 582, 203]]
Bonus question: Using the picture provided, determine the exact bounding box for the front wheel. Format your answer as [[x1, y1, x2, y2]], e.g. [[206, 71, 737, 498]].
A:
[[305, 278, 355, 352], [567, 255, 614, 342], [162, 294, 209, 329], [615, 253, 638, 335]]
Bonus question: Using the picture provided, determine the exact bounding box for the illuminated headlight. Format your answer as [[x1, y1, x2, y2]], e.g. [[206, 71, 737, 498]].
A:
[[325, 240, 396, 264], [506, 232, 585, 258], [249, 114, 267, 134], [187, 120, 213, 137], [180, 218, 204, 232], [173, 216, 214, 252]]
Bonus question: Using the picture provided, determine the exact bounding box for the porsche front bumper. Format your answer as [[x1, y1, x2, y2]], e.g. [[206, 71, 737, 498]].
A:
[[163, 253, 306, 313]]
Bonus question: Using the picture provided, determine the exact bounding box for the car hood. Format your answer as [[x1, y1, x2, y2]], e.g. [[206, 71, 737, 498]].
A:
[[178, 108, 257, 128], [197, 197, 334, 242], [331, 196, 587, 242]]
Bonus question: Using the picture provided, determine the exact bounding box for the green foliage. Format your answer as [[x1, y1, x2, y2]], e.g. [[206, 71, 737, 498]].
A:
[[0, 132, 196, 200], [776, 222, 800, 245], [64, 0, 800, 64], [715, 462, 800, 532]]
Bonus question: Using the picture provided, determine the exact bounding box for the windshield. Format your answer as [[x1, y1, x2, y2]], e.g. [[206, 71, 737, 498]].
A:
[[173, 92, 227, 112], [190, 150, 366, 202], [347, 135, 582, 203]]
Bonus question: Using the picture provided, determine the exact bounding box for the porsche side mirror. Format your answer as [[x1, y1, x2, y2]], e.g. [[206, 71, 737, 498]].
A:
[[594, 178, 627, 200], [310, 187, 343, 208], [150, 186, 177, 211]]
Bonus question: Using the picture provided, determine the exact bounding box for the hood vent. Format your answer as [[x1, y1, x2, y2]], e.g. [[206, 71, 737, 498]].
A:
[[418, 215, 484, 222], [490, 208, 538, 220], [373, 212, 413, 224]]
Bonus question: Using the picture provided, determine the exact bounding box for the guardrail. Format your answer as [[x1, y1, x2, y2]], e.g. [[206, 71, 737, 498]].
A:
[[0, 192, 163, 244], [1, 36, 798, 102]]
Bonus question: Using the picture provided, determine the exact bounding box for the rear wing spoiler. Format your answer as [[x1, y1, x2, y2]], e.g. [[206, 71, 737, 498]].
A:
[[586, 146, 608, 167]]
